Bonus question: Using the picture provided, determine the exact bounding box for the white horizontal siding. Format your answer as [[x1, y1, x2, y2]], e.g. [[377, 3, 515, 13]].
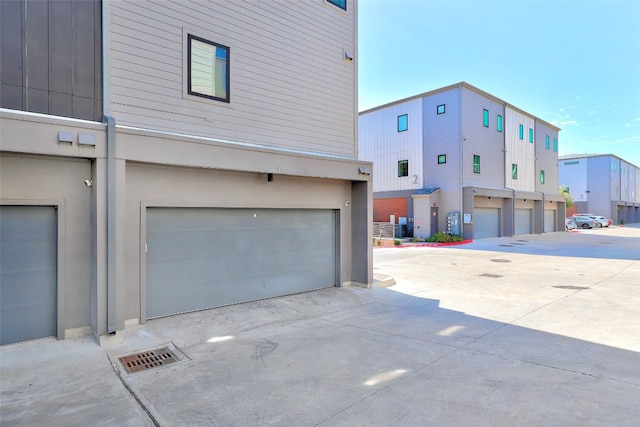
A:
[[558, 157, 587, 202], [505, 107, 535, 191], [358, 99, 423, 192], [461, 87, 505, 188], [108, 0, 356, 158]]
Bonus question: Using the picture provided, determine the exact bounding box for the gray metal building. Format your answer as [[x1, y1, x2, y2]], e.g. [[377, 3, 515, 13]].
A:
[[1, 0, 372, 346], [559, 154, 640, 224], [359, 82, 565, 240]]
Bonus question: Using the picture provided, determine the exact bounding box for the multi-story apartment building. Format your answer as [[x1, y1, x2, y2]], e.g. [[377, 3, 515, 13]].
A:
[[0, 0, 371, 346], [359, 82, 564, 240], [559, 154, 639, 224]]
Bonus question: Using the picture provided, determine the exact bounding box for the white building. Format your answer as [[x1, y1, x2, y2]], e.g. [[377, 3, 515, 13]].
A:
[[359, 82, 564, 239], [559, 154, 640, 224]]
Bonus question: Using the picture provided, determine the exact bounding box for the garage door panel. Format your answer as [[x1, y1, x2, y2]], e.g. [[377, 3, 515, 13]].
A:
[[1, 206, 57, 345], [474, 208, 500, 239], [515, 209, 532, 235], [147, 208, 336, 319], [544, 210, 556, 233]]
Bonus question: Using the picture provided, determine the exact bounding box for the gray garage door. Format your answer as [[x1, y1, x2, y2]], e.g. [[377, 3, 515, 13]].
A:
[[473, 208, 500, 239], [544, 210, 556, 233], [515, 209, 532, 235], [1, 206, 57, 345], [146, 208, 337, 319]]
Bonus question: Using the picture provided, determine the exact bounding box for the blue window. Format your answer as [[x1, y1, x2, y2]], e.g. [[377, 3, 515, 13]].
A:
[[398, 114, 408, 132], [327, 0, 346, 10], [497, 115, 503, 132], [553, 138, 558, 152], [188, 34, 230, 103], [545, 135, 550, 149], [529, 128, 534, 143], [483, 109, 489, 127], [519, 124, 524, 140], [437, 104, 446, 114]]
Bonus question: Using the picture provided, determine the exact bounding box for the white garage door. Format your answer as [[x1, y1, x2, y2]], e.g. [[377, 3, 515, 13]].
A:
[[474, 208, 500, 239], [1, 206, 57, 345], [146, 208, 337, 319], [515, 209, 532, 235], [544, 210, 556, 233]]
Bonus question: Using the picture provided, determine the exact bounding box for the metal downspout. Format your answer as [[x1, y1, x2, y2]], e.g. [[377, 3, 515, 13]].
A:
[[459, 84, 464, 226]]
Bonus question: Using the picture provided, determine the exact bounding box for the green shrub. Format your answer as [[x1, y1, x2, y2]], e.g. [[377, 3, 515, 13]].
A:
[[425, 232, 463, 243], [412, 237, 423, 242], [393, 239, 401, 246]]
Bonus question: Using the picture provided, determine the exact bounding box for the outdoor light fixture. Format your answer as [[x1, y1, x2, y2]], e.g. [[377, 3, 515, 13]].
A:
[[344, 49, 353, 61], [84, 179, 93, 187]]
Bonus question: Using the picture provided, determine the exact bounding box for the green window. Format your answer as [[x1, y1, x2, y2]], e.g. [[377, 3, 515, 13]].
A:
[[398, 114, 408, 132], [398, 160, 408, 177], [540, 170, 545, 184], [188, 34, 230, 103], [529, 128, 534, 143], [497, 115, 503, 132], [327, 0, 347, 10], [473, 155, 480, 174], [512, 163, 518, 179], [483, 109, 489, 127], [553, 138, 558, 152], [545, 135, 550, 149], [438, 154, 447, 164], [519, 124, 524, 140]]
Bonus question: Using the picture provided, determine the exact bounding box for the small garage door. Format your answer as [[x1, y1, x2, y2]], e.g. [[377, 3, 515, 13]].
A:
[[474, 208, 500, 239], [146, 208, 337, 319], [1, 206, 57, 345], [544, 210, 556, 233], [515, 209, 532, 235]]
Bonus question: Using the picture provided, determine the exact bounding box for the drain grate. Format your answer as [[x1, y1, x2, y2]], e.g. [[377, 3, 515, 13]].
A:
[[491, 258, 511, 263], [553, 285, 589, 290], [119, 347, 178, 374], [480, 273, 503, 278]]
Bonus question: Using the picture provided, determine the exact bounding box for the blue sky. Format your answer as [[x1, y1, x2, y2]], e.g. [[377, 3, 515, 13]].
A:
[[358, 0, 640, 166]]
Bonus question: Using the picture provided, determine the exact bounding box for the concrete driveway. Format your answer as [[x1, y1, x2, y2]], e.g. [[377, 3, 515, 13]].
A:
[[2, 226, 639, 426]]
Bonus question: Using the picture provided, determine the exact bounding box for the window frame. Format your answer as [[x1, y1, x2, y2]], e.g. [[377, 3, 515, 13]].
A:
[[529, 128, 534, 143], [397, 114, 408, 132], [519, 124, 524, 140], [187, 34, 230, 103], [483, 109, 489, 127], [473, 155, 480, 174], [497, 115, 503, 132], [398, 160, 409, 177], [553, 137, 558, 152], [540, 170, 545, 184], [512, 163, 518, 180], [437, 154, 447, 165], [437, 104, 446, 115], [545, 135, 550, 149]]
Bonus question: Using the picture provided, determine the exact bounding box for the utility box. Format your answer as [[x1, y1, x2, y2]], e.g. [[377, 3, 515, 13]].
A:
[[447, 211, 461, 235]]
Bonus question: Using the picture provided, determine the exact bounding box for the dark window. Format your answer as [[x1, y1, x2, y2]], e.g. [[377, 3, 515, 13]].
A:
[[398, 160, 409, 177], [497, 115, 503, 132], [438, 154, 447, 165], [437, 104, 446, 114], [327, 0, 347, 10], [188, 34, 230, 103], [397, 114, 408, 132], [473, 155, 480, 174], [483, 109, 489, 127]]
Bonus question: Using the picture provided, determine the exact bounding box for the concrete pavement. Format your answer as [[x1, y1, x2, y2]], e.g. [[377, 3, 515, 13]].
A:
[[1, 226, 639, 426]]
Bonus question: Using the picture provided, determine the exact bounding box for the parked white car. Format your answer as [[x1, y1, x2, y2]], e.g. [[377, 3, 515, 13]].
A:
[[589, 216, 609, 228], [565, 218, 577, 230]]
